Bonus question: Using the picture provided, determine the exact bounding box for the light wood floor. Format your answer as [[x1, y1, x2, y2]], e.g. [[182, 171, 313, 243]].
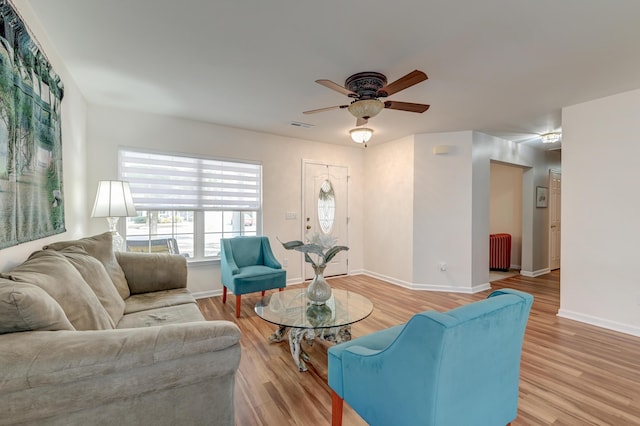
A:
[[197, 271, 640, 425]]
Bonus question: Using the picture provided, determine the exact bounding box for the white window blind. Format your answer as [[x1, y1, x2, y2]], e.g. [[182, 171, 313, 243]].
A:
[[119, 149, 261, 211]]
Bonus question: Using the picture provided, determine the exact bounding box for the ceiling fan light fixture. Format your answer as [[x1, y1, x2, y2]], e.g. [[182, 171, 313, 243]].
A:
[[347, 99, 384, 119], [541, 132, 561, 144], [350, 127, 374, 144]]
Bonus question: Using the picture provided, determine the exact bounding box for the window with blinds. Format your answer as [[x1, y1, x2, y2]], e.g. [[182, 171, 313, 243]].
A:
[[118, 148, 262, 260]]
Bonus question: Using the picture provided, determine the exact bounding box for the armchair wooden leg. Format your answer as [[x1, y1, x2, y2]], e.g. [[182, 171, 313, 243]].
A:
[[261, 290, 266, 297], [235, 295, 241, 318], [331, 390, 343, 426], [222, 286, 227, 304], [279, 287, 283, 292]]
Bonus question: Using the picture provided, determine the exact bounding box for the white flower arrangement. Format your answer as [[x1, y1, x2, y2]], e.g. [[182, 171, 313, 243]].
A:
[[279, 232, 349, 269]]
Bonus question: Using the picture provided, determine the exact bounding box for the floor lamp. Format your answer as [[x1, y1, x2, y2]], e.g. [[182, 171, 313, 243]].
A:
[[91, 180, 137, 252]]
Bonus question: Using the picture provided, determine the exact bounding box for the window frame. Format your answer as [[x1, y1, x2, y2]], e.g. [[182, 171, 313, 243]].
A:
[[118, 147, 262, 262]]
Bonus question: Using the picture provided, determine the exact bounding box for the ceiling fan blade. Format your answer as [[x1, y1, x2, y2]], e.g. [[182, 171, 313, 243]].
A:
[[356, 117, 368, 126], [377, 70, 428, 97], [384, 101, 430, 113], [315, 79, 357, 97], [303, 105, 349, 114]]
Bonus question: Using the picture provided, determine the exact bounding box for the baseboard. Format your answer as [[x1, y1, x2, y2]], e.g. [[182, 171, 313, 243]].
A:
[[412, 282, 491, 294], [193, 282, 305, 299], [192, 289, 222, 299], [510, 264, 521, 270], [520, 268, 550, 278], [287, 276, 305, 286], [361, 270, 414, 289], [195, 270, 495, 299], [288, 270, 364, 285], [361, 270, 491, 294], [557, 309, 640, 338]]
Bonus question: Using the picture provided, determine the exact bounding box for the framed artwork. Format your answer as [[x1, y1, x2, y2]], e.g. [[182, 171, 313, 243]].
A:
[[536, 186, 548, 208], [0, 0, 65, 249]]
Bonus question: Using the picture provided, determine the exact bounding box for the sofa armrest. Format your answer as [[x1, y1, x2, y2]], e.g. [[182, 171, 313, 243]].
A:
[[0, 321, 241, 423], [116, 251, 187, 294]]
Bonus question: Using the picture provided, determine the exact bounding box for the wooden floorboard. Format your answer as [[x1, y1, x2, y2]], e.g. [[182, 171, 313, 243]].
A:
[[197, 271, 640, 425]]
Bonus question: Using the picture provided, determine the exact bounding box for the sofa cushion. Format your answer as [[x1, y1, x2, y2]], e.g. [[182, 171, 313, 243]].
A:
[[0, 279, 75, 334], [44, 232, 131, 300], [59, 246, 126, 325], [115, 251, 188, 294], [117, 304, 204, 329], [0, 250, 114, 330], [124, 288, 195, 315]]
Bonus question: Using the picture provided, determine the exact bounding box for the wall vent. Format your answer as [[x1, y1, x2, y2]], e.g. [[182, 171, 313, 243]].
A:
[[289, 121, 314, 128]]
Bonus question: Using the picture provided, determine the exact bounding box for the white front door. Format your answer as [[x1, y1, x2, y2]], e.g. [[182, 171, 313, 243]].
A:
[[303, 161, 348, 279], [549, 170, 561, 270]]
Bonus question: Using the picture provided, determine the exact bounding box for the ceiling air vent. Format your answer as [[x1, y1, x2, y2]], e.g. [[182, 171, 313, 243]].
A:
[[289, 121, 314, 128]]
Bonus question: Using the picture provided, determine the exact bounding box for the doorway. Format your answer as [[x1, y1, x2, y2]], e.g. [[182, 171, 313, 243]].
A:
[[549, 169, 561, 270], [302, 161, 349, 279], [489, 162, 524, 273]]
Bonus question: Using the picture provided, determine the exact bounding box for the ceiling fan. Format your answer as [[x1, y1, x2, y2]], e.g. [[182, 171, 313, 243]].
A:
[[303, 70, 430, 126]]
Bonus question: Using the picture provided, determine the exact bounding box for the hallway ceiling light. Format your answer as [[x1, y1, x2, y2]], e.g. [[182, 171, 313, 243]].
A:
[[350, 128, 373, 144], [541, 132, 561, 144]]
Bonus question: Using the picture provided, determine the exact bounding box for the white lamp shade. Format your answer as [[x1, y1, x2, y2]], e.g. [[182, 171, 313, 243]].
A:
[[347, 99, 384, 119], [350, 128, 374, 144], [91, 180, 137, 218]]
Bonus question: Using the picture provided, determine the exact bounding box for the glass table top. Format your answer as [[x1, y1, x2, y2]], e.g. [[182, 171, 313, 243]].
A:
[[255, 288, 373, 329]]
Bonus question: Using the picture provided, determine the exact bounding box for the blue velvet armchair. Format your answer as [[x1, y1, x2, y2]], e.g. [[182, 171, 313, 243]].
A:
[[328, 289, 533, 426], [220, 236, 286, 318]]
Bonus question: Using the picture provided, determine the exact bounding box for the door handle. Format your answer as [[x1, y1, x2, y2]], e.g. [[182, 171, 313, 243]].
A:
[[306, 225, 312, 230]]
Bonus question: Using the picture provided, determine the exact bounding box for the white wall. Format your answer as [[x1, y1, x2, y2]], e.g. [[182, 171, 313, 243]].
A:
[[0, 1, 88, 272], [561, 89, 640, 336], [471, 133, 492, 287], [85, 105, 365, 295], [362, 136, 415, 285], [413, 131, 480, 291], [361, 130, 556, 293], [490, 162, 523, 268]]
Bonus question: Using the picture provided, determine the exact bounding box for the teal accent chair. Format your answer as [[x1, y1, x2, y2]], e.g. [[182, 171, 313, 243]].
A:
[[220, 236, 286, 318], [328, 289, 533, 426]]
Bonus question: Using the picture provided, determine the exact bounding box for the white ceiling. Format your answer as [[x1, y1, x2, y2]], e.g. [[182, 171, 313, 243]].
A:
[[26, 0, 640, 149]]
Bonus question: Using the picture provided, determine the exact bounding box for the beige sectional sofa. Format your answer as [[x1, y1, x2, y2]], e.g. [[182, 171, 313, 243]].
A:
[[0, 233, 241, 426]]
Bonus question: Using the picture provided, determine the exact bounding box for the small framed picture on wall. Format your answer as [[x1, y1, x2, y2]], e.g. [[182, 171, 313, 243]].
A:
[[536, 186, 548, 208]]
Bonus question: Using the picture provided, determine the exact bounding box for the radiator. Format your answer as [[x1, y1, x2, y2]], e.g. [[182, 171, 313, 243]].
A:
[[489, 233, 511, 271]]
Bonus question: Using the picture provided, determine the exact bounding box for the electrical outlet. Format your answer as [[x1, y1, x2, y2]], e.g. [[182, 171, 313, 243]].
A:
[[285, 212, 297, 220], [282, 258, 288, 267], [439, 262, 447, 271]]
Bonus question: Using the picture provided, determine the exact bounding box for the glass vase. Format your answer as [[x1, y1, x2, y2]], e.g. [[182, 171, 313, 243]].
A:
[[307, 264, 332, 305]]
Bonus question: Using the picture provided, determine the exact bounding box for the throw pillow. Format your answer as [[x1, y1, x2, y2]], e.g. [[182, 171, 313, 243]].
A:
[[58, 245, 126, 326], [0, 250, 114, 330], [43, 232, 131, 299], [0, 279, 75, 334]]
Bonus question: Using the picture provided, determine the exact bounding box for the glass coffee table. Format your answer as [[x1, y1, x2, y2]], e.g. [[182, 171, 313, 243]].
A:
[[255, 288, 373, 371]]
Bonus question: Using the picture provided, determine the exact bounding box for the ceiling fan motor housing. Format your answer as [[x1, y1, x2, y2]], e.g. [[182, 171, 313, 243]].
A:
[[345, 72, 387, 99]]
